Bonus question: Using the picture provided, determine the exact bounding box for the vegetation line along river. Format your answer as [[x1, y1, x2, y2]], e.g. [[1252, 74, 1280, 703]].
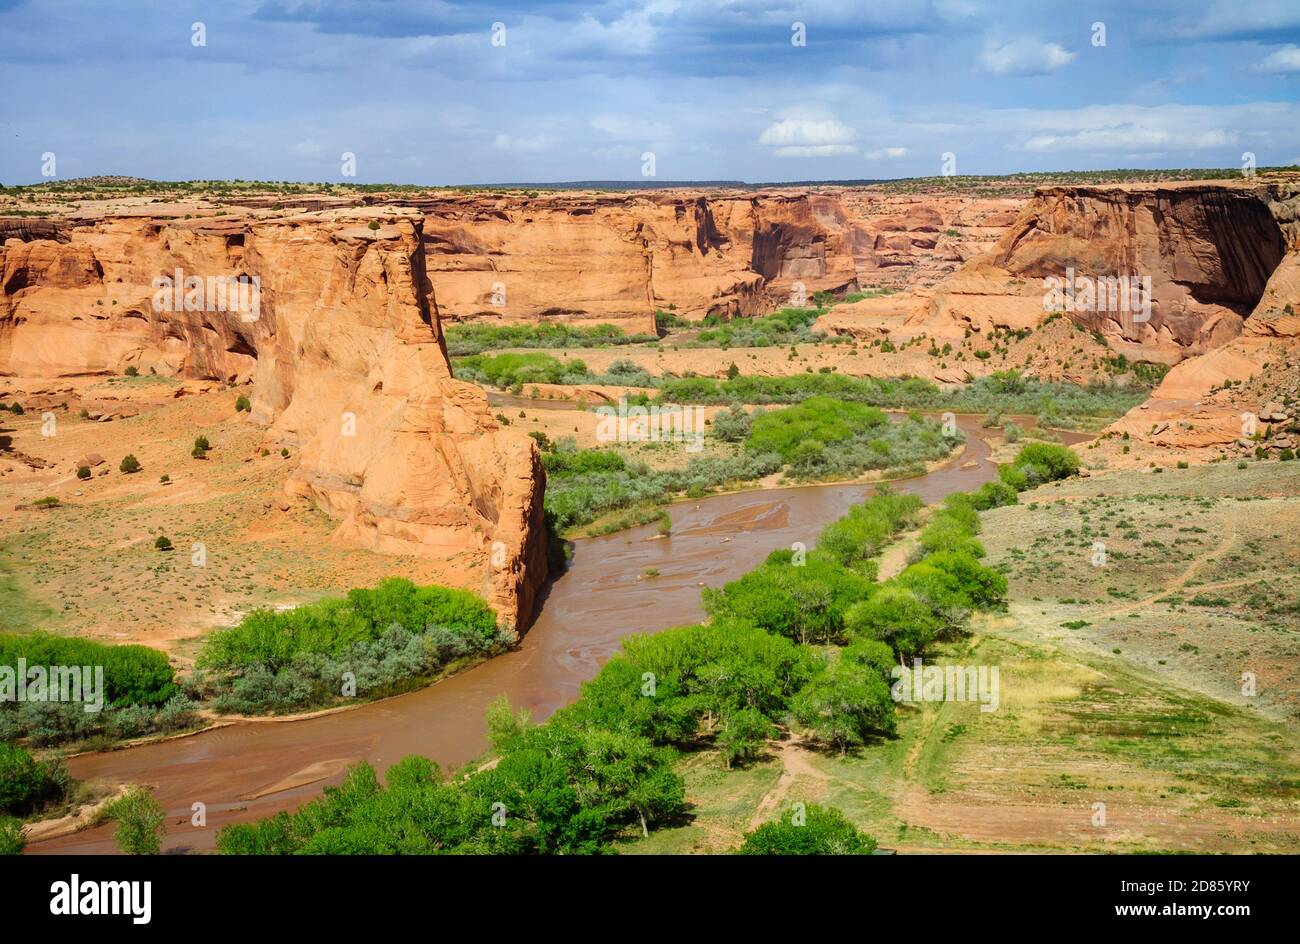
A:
[[34, 416, 1071, 854]]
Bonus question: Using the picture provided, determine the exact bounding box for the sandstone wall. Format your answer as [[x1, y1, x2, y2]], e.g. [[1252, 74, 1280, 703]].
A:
[[0, 214, 547, 629], [368, 188, 1015, 330], [919, 182, 1295, 361]]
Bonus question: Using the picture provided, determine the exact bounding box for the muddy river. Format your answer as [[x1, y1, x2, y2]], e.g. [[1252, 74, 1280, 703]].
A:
[[32, 416, 1080, 853]]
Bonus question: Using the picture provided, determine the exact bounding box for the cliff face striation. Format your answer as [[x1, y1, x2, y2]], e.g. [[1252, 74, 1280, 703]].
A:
[[259, 188, 1017, 331], [916, 182, 1295, 363], [0, 213, 548, 629]]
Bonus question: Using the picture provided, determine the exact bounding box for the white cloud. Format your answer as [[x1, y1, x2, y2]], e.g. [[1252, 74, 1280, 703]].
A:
[[1256, 44, 1300, 74], [1182, 1, 1300, 39], [865, 146, 908, 159], [977, 38, 1076, 76], [757, 118, 856, 146], [773, 145, 858, 157], [992, 104, 1278, 156], [590, 114, 673, 140], [493, 133, 558, 153], [1024, 126, 1234, 153], [758, 118, 858, 158]]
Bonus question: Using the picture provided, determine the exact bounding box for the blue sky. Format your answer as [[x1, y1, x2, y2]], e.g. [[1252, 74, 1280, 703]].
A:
[[2, 0, 1299, 184]]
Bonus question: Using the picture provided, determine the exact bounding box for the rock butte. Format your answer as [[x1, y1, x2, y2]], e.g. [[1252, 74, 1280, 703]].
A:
[[2, 178, 1299, 625]]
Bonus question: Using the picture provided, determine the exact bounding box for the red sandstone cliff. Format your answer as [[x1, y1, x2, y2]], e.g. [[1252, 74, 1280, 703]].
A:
[[913, 182, 1295, 362], [0, 213, 547, 629]]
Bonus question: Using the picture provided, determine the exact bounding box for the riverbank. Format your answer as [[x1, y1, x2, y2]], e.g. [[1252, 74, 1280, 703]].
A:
[[29, 415, 1008, 853]]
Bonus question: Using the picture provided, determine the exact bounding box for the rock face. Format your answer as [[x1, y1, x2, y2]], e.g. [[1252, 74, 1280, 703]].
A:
[[339, 188, 1018, 330], [0, 214, 548, 629], [1083, 182, 1300, 458], [915, 182, 1295, 361]]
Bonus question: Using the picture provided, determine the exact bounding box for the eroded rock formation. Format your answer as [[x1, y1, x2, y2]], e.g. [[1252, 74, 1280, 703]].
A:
[[914, 182, 1295, 362], [0, 213, 547, 628]]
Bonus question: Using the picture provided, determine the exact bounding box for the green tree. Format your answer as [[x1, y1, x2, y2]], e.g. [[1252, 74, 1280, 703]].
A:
[[703, 553, 873, 645], [119, 454, 141, 473], [110, 786, 166, 855], [792, 660, 896, 754], [0, 742, 66, 814], [717, 707, 775, 769], [738, 803, 877, 855], [0, 817, 24, 856], [845, 587, 940, 660]]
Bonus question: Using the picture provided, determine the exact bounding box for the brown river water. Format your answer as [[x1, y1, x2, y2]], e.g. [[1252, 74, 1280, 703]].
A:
[[31, 416, 1082, 854]]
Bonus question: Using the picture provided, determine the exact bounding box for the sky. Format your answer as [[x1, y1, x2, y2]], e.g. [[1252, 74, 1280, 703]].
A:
[[2, 0, 1299, 185]]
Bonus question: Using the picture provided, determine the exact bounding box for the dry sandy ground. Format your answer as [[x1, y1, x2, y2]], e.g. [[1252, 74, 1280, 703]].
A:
[[0, 382, 479, 663]]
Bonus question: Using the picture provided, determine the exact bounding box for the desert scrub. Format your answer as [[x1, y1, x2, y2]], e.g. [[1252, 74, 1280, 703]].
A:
[[744, 398, 961, 482], [453, 351, 589, 388], [443, 321, 656, 356], [0, 694, 198, 749], [193, 578, 509, 714], [656, 370, 1146, 427], [542, 445, 782, 532], [688, 306, 833, 348]]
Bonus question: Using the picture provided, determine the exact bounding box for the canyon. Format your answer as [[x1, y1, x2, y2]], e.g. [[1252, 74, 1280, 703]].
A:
[[2, 174, 1299, 632]]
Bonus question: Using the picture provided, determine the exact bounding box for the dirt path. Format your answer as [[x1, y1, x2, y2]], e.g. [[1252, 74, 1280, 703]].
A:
[[1100, 507, 1238, 618], [747, 737, 830, 830]]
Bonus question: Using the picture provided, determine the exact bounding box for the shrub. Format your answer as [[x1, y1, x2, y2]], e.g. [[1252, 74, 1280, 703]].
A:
[[970, 479, 1018, 510], [194, 579, 504, 713], [109, 786, 166, 855], [0, 632, 178, 707], [0, 742, 69, 815], [235, 394, 251, 412], [710, 403, 754, 443], [1011, 443, 1080, 483], [917, 550, 1008, 609], [745, 397, 887, 462], [738, 804, 877, 855], [0, 817, 23, 856], [567, 619, 818, 753], [119, 454, 141, 473], [124, 366, 139, 377], [815, 488, 921, 570], [454, 352, 587, 389], [76, 465, 91, 480], [155, 535, 173, 551]]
